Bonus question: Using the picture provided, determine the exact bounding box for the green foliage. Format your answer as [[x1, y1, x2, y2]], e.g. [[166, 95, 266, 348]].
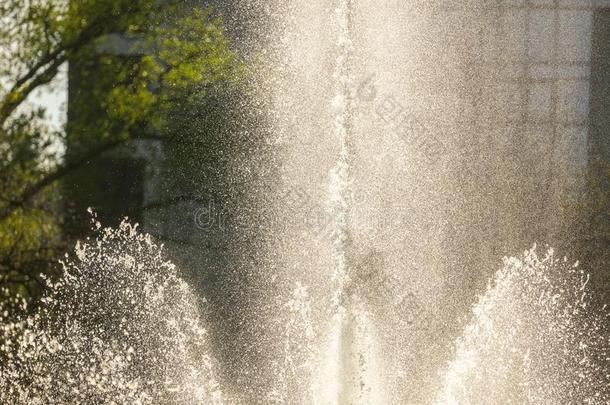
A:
[[0, 0, 244, 300], [103, 7, 243, 135]]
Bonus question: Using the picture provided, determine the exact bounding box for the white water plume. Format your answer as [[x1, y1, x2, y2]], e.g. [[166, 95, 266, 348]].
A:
[[436, 247, 610, 405], [0, 219, 223, 404]]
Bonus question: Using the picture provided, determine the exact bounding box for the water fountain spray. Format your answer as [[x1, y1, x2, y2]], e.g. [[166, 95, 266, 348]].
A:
[[323, 1, 385, 403]]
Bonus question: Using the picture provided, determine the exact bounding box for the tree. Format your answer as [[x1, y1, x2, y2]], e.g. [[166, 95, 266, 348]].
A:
[[0, 0, 243, 299]]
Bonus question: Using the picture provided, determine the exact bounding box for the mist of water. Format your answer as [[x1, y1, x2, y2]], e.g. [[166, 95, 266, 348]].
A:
[[241, 0, 610, 402]]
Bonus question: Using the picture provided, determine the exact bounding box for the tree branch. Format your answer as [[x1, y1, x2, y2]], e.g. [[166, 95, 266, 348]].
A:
[[12, 47, 65, 92], [0, 52, 67, 125], [0, 10, 126, 127]]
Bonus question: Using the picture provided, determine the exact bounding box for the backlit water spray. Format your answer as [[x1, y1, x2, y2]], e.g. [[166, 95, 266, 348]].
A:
[[1, 1, 610, 404], [436, 248, 610, 404], [316, 1, 384, 403], [252, 0, 610, 402], [0, 218, 225, 404]]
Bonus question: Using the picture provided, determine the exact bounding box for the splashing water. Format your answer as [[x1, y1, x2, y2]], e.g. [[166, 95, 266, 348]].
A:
[[268, 282, 316, 404], [232, 0, 609, 402], [321, 1, 384, 403], [436, 247, 610, 405], [3, 1, 610, 403], [0, 220, 223, 404], [2, 225, 608, 404]]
